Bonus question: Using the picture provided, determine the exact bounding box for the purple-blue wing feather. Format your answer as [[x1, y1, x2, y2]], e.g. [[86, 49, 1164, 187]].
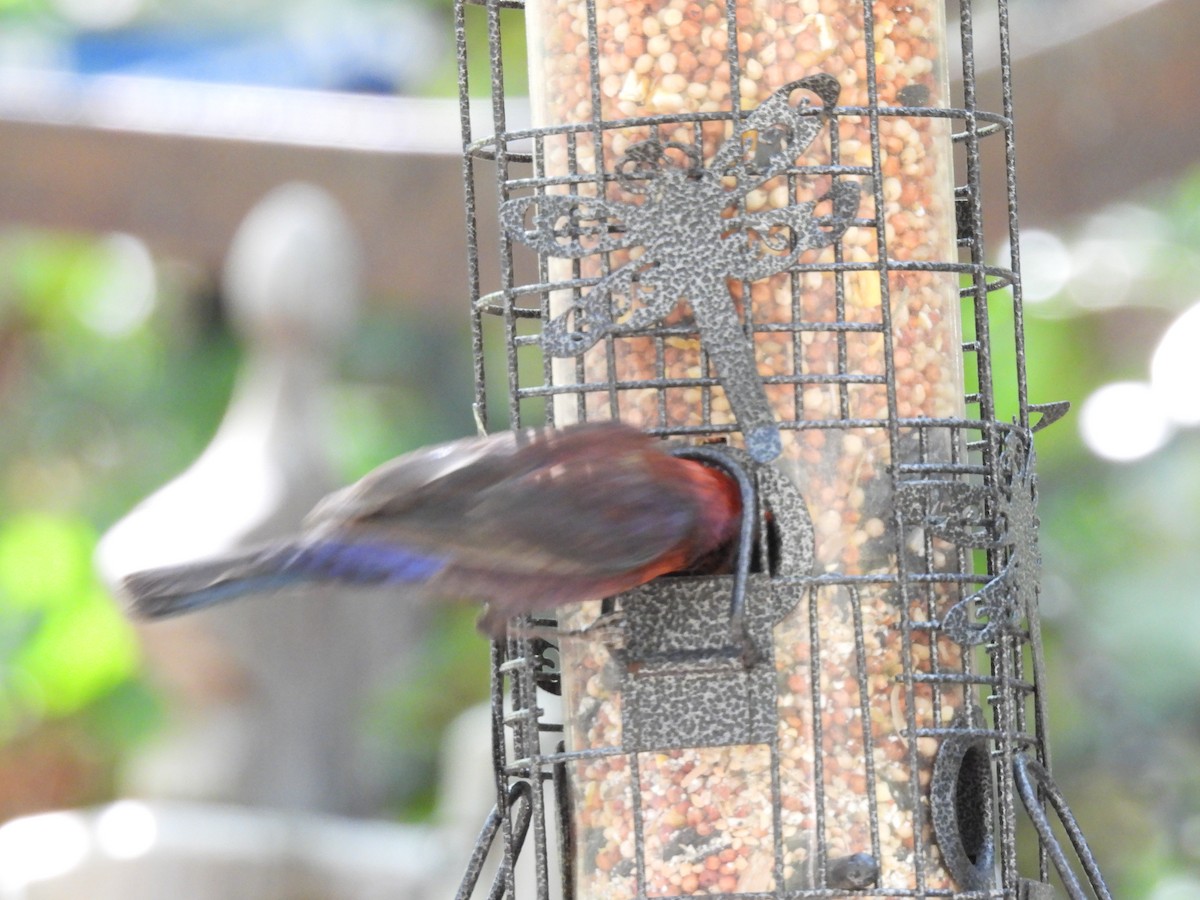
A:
[[123, 539, 448, 619]]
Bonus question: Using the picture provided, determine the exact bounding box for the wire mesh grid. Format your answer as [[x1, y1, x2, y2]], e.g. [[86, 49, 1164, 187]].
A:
[[454, 0, 1108, 897]]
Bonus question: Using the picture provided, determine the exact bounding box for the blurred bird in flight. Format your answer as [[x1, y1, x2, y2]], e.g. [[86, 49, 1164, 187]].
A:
[[121, 422, 744, 635]]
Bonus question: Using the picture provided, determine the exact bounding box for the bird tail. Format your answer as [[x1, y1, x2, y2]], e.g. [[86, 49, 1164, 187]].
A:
[[120, 539, 448, 620], [120, 544, 308, 619]]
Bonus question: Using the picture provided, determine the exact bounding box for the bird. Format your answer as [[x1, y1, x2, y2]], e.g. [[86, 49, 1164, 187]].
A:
[[120, 421, 745, 636]]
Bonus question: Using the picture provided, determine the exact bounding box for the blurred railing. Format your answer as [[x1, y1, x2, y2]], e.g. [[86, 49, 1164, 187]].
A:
[[1, 0, 1196, 284]]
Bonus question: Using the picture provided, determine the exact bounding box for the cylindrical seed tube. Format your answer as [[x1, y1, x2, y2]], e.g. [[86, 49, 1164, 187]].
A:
[[520, 0, 971, 894]]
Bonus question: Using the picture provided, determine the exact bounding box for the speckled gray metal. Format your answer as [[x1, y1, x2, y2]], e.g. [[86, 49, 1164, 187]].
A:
[[930, 707, 996, 892], [500, 76, 859, 462], [895, 428, 1039, 647], [617, 454, 812, 750]]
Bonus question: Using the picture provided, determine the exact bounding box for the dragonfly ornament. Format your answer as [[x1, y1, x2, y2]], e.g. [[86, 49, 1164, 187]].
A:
[[501, 74, 861, 462]]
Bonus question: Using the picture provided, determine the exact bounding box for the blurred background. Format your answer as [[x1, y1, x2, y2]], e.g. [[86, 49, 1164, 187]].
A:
[[0, 0, 1196, 896]]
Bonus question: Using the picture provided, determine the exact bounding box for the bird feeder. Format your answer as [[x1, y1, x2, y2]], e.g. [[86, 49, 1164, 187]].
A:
[[455, 0, 1110, 897]]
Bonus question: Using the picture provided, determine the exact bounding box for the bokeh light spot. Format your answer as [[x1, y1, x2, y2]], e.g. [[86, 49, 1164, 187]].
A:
[[1079, 381, 1172, 462]]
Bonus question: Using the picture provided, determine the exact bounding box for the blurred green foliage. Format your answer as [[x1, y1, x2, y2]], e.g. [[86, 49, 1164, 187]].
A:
[[1015, 171, 1200, 895], [425, 3, 529, 99], [0, 0, 47, 17], [0, 513, 138, 721], [0, 225, 481, 819], [0, 229, 234, 815]]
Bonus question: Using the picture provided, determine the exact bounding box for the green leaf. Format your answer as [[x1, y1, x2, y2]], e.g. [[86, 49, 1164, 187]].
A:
[[0, 513, 139, 718], [0, 513, 94, 610], [14, 585, 140, 717]]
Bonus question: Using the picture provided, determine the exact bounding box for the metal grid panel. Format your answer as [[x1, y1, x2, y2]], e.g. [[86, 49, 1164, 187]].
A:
[[454, 1, 1108, 897]]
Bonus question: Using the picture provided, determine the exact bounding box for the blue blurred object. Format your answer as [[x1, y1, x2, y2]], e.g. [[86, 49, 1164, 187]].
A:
[[65, 12, 442, 94]]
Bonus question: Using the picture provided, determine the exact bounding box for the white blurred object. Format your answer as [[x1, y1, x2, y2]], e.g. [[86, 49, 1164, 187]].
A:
[[97, 183, 426, 815], [0, 700, 511, 900], [1010, 229, 1072, 305], [0, 801, 446, 900], [1147, 875, 1200, 900], [51, 0, 144, 31], [96, 182, 358, 579], [1079, 380, 1173, 462], [77, 233, 158, 338], [1150, 300, 1200, 426], [1078, 294, 1200, 463], [1067, 203, 1164, 312]]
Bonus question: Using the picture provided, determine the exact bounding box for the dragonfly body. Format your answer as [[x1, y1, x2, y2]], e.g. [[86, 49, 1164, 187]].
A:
[[503, 75, 861, 463]]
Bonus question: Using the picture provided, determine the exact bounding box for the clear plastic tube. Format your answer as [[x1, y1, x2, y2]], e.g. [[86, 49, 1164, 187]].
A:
[[523, 1, 969, 894]]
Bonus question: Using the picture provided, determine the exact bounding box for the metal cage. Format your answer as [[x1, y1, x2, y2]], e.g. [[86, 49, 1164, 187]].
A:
[[454, 0, 1110, 897]]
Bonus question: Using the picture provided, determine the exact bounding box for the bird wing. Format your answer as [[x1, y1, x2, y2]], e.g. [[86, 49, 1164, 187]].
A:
[[306, 422, 703, 578]]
